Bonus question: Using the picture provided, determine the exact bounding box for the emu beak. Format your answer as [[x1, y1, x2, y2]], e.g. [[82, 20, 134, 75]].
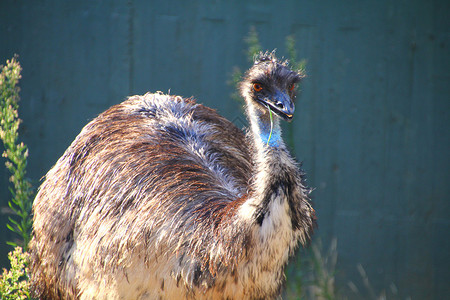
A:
[[267, 90, 295, 122]]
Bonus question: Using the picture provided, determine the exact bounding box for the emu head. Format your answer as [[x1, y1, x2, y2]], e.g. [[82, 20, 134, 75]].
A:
[[240, 52, 304, 121]]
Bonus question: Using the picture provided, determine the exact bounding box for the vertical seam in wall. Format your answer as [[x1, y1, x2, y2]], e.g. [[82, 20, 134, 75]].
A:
[[128, 0, 135, 94]]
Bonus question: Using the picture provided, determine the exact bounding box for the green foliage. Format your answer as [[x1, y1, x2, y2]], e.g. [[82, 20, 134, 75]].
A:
[[0, 247, 32, 300], [285, 238, 338, 300], [244, 26, 263, 63], [307, 238, 338, 299], [283, 35, 307, 152], [228, 26, 263, 110], [285, 35, 307, 74], [0, 56, 34, 250], [228, 66, 244, 110], [347, 264, 410, 300]]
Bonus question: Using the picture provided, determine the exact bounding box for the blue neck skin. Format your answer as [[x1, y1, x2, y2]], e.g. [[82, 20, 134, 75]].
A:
[[257, 116, 282, 147]]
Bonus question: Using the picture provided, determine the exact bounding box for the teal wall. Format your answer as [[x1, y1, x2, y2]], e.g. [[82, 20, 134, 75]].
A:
[[1, 1, 449, 299]]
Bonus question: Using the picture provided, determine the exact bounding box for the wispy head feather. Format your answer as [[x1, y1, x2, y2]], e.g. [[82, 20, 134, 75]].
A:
[[254, 50, 289, 67]]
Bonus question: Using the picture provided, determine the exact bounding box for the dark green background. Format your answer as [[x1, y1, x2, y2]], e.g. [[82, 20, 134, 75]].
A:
[[1, 1, 449, 299]]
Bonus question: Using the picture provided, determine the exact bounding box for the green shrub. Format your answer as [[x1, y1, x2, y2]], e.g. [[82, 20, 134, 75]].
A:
[[0, 56, 34, 299], [0, 56, 34, 250], [0, 247, 31, 300]]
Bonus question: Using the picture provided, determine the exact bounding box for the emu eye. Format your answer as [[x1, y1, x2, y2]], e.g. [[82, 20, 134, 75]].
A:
[[289, 83, 296, 91], [253, 83, 263, 92]]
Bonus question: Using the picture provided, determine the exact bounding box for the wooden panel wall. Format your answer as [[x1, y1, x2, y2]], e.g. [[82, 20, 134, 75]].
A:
[[1, 0, 448, 298]]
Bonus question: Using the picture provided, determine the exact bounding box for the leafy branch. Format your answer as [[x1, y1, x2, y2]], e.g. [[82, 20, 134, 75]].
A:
[[0, 247, 31, 300], [0, 56, 34, 250]]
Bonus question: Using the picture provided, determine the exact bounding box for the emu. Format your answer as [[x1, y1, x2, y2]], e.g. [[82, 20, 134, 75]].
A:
[[29, 52, 316, 299]]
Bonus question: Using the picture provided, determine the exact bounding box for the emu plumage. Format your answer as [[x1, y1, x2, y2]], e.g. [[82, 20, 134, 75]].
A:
[[30, 52, 315, 299]]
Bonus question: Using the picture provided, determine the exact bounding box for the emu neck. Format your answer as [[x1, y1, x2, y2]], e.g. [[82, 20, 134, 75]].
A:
[[240, 101, 301, 243], [244, 101, 293, 212]]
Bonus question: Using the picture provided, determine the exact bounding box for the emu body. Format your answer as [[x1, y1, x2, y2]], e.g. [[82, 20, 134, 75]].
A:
[[30, 53, 315, 299]]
